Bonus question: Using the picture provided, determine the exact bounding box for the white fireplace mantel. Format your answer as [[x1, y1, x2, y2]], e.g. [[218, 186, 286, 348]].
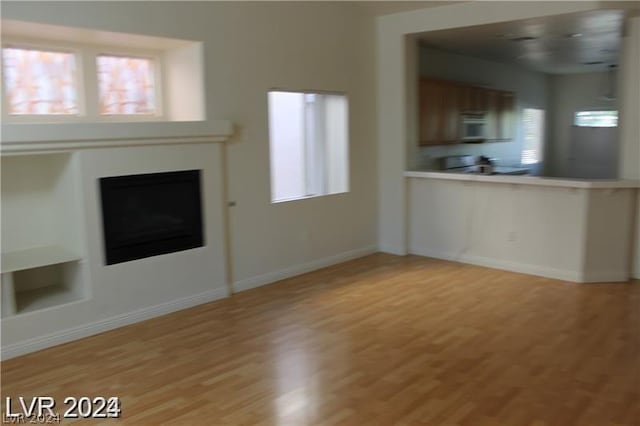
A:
[[1, 120, 234, 155]]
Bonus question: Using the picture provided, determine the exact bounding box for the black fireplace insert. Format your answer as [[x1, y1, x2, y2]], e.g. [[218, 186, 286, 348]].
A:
[[100, 170, 204, 265]]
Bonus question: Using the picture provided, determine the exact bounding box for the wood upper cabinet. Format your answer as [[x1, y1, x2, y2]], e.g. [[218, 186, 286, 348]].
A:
[[418, 77, 517, 146], [418, 78, 462, 146], [418, 78, 444, 146], [461, 86, 487, 113], [442, 82, 462, 143], [484, 89, 500, 140], [497, 91, 516, 140]]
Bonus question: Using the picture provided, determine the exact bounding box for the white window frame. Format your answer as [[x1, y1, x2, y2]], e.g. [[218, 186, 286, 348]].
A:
[[1, 36, 165, 123], [268, 89, 349, 204]]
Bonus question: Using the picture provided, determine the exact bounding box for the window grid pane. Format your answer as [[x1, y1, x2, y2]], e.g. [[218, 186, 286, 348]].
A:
[[97, 55, 156, 115], [2, 47, 78, 115]]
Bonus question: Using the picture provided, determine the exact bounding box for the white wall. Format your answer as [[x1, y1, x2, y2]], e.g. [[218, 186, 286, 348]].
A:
[[547, 71, 618, 177], [2, 2, 378, 290], [417, 46, 550, 169]]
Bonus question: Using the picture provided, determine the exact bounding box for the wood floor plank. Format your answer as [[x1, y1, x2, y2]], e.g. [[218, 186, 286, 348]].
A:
[[1, 254, 639, 425]]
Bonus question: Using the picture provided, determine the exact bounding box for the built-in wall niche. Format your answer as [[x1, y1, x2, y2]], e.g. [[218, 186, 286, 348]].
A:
[[1, 153, 87, 317], [2, 258, 84, 317]]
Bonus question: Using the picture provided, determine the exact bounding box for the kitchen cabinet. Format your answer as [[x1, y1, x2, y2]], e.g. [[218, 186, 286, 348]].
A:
[[461, 86, 487, 113], [442, 83, 462, 143], [497, 91, 515, 140], [484, 89, 500, 140], [418, 79, 444, 145], [418, 79, 462, 146], [418, 77, 517, 145]]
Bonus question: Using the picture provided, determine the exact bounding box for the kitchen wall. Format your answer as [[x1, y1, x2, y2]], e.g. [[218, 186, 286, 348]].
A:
[[2, 2, 378, 291], [546, 71, 618, 177], [417, 45, 550, 170]]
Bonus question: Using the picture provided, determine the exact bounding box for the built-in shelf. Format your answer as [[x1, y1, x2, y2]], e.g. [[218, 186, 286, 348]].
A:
[[1, 245, 81, 274], [2, 152, 87, 318], [1, 258, 85, 317], [16, 284, 83, 314]]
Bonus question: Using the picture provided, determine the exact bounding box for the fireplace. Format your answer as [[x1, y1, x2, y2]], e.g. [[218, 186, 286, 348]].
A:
[[99, 170, 204, 265]]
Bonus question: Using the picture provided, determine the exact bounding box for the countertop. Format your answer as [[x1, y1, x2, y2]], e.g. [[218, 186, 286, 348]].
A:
[[405, 170, 640, 189]]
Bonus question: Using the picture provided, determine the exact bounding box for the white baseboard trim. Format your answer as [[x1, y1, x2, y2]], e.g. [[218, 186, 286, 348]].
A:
[[232, 245, 377, 293], [1, 287, 228, 361], [378, 244, 407, 256], [410, 246, 583, 282], [581, 270, 631, 283]]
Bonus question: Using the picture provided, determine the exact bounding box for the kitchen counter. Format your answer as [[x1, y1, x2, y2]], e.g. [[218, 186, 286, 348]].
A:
[[405, 171, 639, 283], [405, 170, 640, 189]]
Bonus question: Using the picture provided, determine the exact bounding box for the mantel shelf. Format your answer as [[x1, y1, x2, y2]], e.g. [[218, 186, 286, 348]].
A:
[[1, 246, 82, 274], [1, 120, 234, 155]]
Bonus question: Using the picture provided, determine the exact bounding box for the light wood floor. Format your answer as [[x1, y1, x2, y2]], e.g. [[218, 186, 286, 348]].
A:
[[2, 254, 639, 425]]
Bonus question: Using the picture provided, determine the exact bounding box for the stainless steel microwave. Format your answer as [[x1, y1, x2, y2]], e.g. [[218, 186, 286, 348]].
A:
[[461, 113, 487, 142]]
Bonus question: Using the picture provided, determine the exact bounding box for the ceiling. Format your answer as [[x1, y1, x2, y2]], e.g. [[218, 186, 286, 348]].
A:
[[418, 9, 626, 74], [360, 1, 462, 17]]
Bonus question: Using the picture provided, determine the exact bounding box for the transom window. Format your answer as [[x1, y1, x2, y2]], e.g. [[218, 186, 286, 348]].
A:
[[2, 47, 79, 115], [1, 42, 161, 121], [97, 55, 156, 115]]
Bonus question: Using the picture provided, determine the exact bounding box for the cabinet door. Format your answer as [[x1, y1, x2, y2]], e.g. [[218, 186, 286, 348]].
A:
[[419, 79, 445, 145], [475, 87, 489, 113], [461, 86, 486, 112], [460, 86, 473, 112], [484, 89, 499, 140], [442, 83, 462, 143], [498, 92, 516, 140]]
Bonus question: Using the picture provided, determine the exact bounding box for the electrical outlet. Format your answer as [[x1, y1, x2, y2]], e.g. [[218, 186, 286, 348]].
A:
[[508, 231, 517, 242]]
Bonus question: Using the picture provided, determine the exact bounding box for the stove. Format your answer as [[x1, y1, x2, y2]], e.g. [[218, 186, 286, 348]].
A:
[[439, 155, 478, 173], [438, 155, 530, 176]]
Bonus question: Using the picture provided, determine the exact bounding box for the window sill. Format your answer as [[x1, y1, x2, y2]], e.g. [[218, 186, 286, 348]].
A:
[[1, 120, 233, 155]]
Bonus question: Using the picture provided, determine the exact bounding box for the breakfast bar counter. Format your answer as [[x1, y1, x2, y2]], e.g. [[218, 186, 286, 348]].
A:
[[405, 170, 640, 189], [405, 171, 639, 283]]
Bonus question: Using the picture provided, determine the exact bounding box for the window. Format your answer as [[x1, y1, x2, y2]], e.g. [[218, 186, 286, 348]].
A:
[[521, 108, 545, 165], [1, 41, 161, 121], [574, 110, 618, 127], [2, 47, 79, 115], [268, 91, 348, 203], [97, 55, 156, 115]]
